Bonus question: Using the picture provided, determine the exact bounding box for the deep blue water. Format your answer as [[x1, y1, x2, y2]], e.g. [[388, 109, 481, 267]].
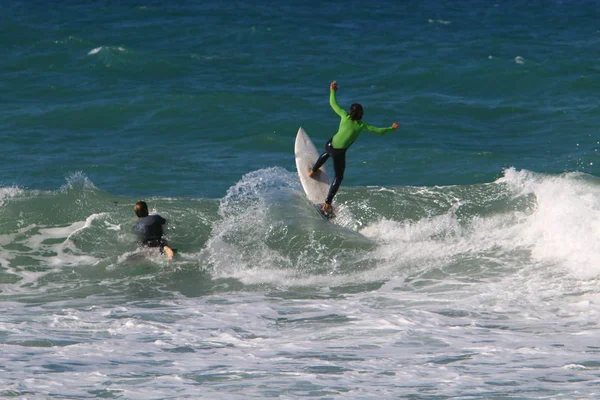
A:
[[3, 0, 599, 197]]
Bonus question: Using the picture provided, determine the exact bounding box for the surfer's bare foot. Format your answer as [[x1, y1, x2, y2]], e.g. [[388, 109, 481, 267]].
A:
[[321, 203, 333, 214], [308, 168, 320, 178], [163, 246, 174, 259]]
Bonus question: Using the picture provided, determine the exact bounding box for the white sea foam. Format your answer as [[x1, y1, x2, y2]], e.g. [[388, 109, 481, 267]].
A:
[[87, 46, 126, 56], [428, 19, 451, 25], [500, 168, 600, 279], [60, 171, 97, 191], [0, 213, 105, 292], [0, 186, 24, 207]]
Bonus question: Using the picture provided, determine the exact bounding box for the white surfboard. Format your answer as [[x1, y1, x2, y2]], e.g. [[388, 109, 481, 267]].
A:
[[294, 127, 335, 219]]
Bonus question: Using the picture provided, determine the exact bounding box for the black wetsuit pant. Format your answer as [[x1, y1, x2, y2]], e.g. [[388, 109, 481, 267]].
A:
[[311, 139, 347, 205], [143, 238, 169, 254]]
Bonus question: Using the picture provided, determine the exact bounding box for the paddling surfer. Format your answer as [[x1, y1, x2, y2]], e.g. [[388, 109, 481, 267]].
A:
[[132, 201, 175, 259]]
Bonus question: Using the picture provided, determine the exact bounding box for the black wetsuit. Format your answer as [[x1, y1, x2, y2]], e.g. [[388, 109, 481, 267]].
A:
[[132, 215, 168, 248], [311, 139, 347, 205]]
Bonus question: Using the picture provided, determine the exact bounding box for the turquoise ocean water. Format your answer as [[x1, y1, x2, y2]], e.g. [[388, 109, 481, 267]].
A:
[[2, 1, 600, 398]]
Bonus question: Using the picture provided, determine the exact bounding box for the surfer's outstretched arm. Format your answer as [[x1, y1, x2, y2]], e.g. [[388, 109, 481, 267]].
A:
[[329, 80, 346, 117], [363, 122, 400, 135]]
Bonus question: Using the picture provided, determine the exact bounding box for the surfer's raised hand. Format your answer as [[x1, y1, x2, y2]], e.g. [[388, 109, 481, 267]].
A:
[[392, 122, 400, 129], [330, 80, 339, 91]]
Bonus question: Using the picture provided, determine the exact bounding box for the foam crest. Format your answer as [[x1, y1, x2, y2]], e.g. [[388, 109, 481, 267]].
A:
[[21, 214, 105, 268], [205, 168, 378, 285], [218, 167, 294, 216], [0, 186, 24, 207], [207, 167, 296, 276], [87, 46, 126, 56], [60, 171, 97, 191], [503, 170, 600, 278], [359, 209, 472, 279]]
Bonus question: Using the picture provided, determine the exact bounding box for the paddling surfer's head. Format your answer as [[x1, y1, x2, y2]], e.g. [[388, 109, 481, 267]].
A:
[[349, 103, 363, 121], [134, 201, 149, 218]]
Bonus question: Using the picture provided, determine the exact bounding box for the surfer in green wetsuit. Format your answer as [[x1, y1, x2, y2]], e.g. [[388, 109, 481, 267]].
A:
[[309, 80, 400, 215]]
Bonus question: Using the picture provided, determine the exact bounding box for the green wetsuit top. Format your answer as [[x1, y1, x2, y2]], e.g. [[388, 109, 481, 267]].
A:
[[329, 89, 395, 149]]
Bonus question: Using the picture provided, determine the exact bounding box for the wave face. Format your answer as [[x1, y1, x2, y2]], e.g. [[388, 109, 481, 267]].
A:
[[3, 167, 600, 295]]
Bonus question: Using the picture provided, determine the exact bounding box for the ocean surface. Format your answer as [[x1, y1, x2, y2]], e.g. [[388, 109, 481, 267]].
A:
[[2, 1, 600, 398]]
